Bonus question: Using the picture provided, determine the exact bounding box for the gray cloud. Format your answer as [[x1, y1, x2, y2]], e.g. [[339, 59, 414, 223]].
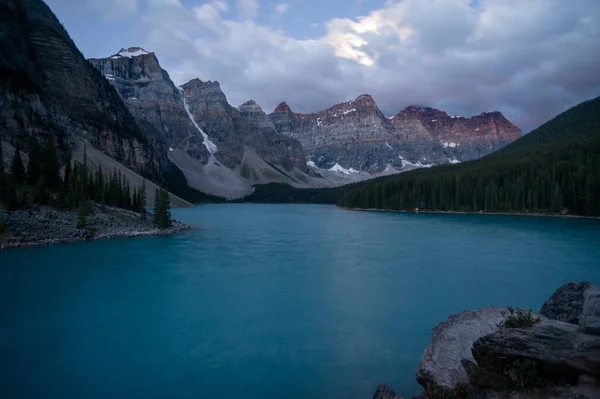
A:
[[132, 0, 600, 131]]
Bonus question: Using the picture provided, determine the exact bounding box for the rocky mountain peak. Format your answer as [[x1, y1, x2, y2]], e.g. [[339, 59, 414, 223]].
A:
[[238, 100, 264, 114], [352, 93, 376, 106], [273, 102, 292, 113], [112, 47, 152, 59]]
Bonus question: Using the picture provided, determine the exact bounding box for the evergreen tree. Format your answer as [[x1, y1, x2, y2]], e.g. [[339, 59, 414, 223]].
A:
[[43, 135, 60, 191], [10, 143, 25, 186], [153, 188, 172, 229], [162, 188, 171, 227], [0, 139, 5, 202], [33, 176, 47, 205], [26, 135, 41, 186], [153, 188, 161, 227], [139, 179, 147, 219]]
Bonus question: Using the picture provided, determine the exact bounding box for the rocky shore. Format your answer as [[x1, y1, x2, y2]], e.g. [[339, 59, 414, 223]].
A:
[[372, 282, 600, 399], [0, 205, 191, 250]]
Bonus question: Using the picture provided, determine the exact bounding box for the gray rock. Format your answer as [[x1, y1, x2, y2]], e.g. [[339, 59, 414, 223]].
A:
[[579, 286, 600, 336], [0, 205, 190, 250], [269, 98, 522, 173], [371, 383, 403, 399], [0, 0, 165, 182], [472, 319, 600, 385], [416, 307, 510, 391], [540, 282, 592, 324]]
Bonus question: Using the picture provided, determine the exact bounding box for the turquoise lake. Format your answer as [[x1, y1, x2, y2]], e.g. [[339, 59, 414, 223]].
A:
[[1, 204, 600, 398]]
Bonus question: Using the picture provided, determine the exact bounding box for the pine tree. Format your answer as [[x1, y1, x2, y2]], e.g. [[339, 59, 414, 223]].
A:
[[10, 143, 25, 187], [42, 135, 60, 191], [139, 179, 147, 219], [161, 188, 171, 227], [33, 176, 47, 205], [153, 188, 172, 229], [153, 188, 161, 227], [26, 135, 41, 186], [0, 139, 5, 202]]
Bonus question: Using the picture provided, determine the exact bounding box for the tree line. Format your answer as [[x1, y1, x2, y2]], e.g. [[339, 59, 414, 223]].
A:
[[0, 136, 172, 228], [337, 96, 600, 217]]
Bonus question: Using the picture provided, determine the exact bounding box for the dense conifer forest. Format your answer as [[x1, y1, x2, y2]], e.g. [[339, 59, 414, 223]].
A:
[[337, 96, 600, 216], [241, 96, 600, 217], [0, 138, 173, 228]]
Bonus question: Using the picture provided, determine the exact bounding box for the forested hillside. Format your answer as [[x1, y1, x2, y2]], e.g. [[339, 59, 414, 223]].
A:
[[337, 96, 600, 216]]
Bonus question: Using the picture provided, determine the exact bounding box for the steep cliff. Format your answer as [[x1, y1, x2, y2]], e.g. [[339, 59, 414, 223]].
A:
[[270, 96, 522, 173], [180, 79, 307, 173], [88, 48, 313, 198], [0, 0, 165, 181], [88, 48, 210, 163]]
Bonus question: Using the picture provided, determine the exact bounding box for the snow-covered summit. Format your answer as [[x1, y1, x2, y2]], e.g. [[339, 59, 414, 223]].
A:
[[111, 47, 151, 59]]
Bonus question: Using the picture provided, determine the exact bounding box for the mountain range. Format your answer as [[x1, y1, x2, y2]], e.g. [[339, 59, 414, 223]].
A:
[[0, 0, 523, 203]]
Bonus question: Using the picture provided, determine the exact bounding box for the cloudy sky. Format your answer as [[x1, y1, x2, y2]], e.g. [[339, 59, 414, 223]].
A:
[[46, 0, 600, 131]]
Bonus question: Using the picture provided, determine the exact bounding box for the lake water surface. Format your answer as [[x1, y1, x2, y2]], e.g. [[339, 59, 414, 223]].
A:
[[1, 204, 600, 398]]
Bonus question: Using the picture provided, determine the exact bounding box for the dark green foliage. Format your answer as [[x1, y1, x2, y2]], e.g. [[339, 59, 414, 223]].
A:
[[468, 359, 543, 391], [498, 307, 541, 329], [10, 142, 25, 186], [42, 135, 60, 190], [76, 207, 86, 229], [4, 140, 140, 214], [4, 179, 20, 210], [26, 135, 41, 185], [153, 188, 171, 229], [467, 366, 499, 390], [505, 359, 542, 389], [237, 183, 344, 204], [0, 139, 5, 202], [32, 176, 47, 205], [138, 179, 147, 219], [0, 215, 5, 235], [337, 96, 600, 217]]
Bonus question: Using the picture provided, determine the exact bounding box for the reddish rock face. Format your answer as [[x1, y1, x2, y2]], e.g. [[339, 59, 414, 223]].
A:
[[393, 107, 522, 146], [269, 98, 522, 172]]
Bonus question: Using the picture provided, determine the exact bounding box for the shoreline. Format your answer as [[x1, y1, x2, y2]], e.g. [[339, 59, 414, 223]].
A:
[[0, 205, 192, 251], [0, 223, 191, 251], [338, 206, 600, 220]]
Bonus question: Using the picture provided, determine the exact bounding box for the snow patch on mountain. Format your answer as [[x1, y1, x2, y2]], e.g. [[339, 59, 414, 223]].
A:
[[442, 142, 458, 148], [113, 47, 150, 58], [178, 87, 218, 156], [329, 163, 360, 175], [401, 160, 433, 169]]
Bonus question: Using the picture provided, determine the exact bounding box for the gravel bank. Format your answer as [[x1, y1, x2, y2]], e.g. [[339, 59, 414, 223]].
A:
[[0, 205, 191, 250]]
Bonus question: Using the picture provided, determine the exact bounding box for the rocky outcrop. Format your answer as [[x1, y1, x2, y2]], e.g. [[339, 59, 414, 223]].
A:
[[409, 282, 600, 398], [416, 307, 511, 391], [580, 286, 600, 335], [540, 281, 592, 324], [371, 383, 404, 399], [0, 205, 190, 250], [472, 320, 600, 388], [269, 98, 522, 173]]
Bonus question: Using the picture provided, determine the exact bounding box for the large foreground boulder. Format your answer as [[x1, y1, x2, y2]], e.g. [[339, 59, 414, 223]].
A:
[[371, 383, 403, 399], [580, 285, 600, 336], [540, 281, 591, 324], [472, 319, 600, 388], [416, 307, 510, 391]]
